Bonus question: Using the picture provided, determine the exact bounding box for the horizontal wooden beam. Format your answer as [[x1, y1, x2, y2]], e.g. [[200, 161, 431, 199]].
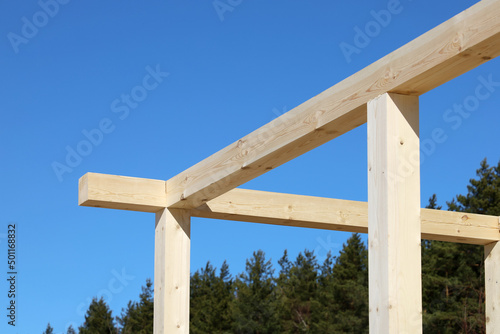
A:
[[79, 173, 500, 245], [79, 172, 166, 212], [193, 189, 500, 246], [166, 0, 500, 209]]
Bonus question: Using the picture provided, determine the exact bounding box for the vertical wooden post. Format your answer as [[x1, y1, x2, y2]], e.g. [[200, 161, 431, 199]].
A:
[[154, 208, 191, 333], [485, 241, 500, 333], [368, 93, 422, 333]]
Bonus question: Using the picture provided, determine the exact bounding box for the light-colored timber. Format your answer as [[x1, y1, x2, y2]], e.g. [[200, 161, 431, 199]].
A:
[[485, 242, 500, 333], [367, 93, 422, 333], [166, 0, 500, 210], [194, 189, 500, 246], [154, 209, 190, 333], [79, 173, 500, 245], [79, 172, 166, 212], [77, 1, 500, 332]]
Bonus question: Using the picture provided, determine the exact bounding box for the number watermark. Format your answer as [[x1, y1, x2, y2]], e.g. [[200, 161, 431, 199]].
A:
[[6, 224, 17, 327]]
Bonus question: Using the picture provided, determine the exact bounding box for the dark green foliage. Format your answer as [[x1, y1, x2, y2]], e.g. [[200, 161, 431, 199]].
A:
[[427, 193, 442, 210], [232, 250, 280, 333], [66, 325, 76, 334], [190, 261, 233, 333], [276, 250, 320, 333], [422, 159, 499, 333], [447, 159, 500, 216], [43, 323, 54, 334], [78, 297, 117, 334], [316, 233, 369, 333], [117, 279, 154, 334], [45, 158, 499, 333], [422, 238, 485, 333], [314, 251, 336, 333], [422, 194, 442, 250]]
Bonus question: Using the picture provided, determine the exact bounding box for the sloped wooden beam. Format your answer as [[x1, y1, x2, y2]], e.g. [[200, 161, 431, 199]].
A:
[[166, 0, 500, 209], [79, 173, 500, 245]]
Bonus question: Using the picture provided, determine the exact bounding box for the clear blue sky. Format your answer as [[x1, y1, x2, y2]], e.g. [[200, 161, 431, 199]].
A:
[[1, 0, 499, 332]]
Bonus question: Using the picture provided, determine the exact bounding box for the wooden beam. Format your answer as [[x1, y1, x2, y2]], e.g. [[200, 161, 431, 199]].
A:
[[485, 241, 500, 333], [419, 208, 499, 245], [79, 172, 166, 212], [154, 209, 190, 333], [193, 189, 500, 246], [192, 188, 368, 233], [367, 93, 422, 332], [166, 0, 500, 209], [79, 173, 500, 245]]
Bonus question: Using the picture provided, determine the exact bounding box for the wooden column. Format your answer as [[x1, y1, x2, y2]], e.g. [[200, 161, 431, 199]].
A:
[[154, 209, 191, 333], [367, 93, 422, 333], [485, 241, 500, 333]]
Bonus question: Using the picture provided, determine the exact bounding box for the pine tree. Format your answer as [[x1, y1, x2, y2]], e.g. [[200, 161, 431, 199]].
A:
[[43, 323, 54, 334], [422, 159, 500, 333], [66, 325, 76, 334], [427, 194, 442, 210], [79, 297, 117, 334], [118, 279, 154, 334], [276, 250, 320, 333], [447, 159, 500, 216], [314, 251, 336, 333], [316, 233, 368, 333], [190, 261, 233, 333], [232, 250, 280, 333], [422, 194, 442, 249]]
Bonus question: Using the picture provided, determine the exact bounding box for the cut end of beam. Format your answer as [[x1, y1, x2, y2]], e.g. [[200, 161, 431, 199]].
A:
[[79, 173, 499, 244], [78, 173, 89, 206], [78, 172, 167, 213]]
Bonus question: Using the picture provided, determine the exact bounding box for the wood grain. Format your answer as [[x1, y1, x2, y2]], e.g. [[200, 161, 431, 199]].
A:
[[367, 93, 422, 333], [79, 173, 500, 245], [485, 242, 500, 334], [166, 0, 500, 209], [154, 209, 190, 334]]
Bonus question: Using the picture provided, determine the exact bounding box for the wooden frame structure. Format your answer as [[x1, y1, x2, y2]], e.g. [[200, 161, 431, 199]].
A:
[[78, 1, 500, 332]]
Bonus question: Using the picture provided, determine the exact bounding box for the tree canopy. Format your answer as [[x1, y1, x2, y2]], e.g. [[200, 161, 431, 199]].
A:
[[78, 297, 117, 334], [43, 158, 499, 333]]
